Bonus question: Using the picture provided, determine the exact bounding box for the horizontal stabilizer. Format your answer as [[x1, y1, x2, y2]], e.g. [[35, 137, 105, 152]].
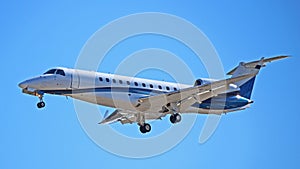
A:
[[227, 55, 290, 75]]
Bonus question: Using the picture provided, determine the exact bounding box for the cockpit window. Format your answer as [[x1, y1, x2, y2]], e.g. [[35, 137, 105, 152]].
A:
[[56, 69, 65, 76], [43, 69, 57, 75]]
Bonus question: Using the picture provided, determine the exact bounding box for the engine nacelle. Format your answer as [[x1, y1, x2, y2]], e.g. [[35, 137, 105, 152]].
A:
[[194, 78, 240, 92], [193, 78, 217, 86]]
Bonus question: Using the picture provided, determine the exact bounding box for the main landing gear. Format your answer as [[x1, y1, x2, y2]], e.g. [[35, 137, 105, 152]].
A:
[[138, 113, 182, 134], [139, 123, 151, 134], [36, 94, 45, 109], [170, 113, 181, 124], [137, 113, 151, 134]]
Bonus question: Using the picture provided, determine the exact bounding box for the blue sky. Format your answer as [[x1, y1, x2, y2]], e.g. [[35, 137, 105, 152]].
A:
[[1, 0, 300, 169]]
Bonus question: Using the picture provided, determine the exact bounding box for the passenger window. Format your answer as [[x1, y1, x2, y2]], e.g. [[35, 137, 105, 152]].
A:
[[149, 84, 153, 88], [142, 83, 146, 87], [56, 69, 65, 76], [166, 86, 170, 90], [158, 85, 162, 89], [126, 81, 130, 85], [43, 69, 56, 75], [113, 79, 116, 83], [174, 87, 177, 91], [134, 82, 138, 86], [106, 78, 110, 82], [119, 80, 123, 84], [99, 77, 103, 81]]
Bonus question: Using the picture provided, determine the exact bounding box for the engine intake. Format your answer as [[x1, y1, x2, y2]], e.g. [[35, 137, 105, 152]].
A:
[[193, 78, 217, 86]]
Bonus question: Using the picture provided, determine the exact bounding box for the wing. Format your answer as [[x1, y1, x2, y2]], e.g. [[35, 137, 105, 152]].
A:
[[98, 109, 166, 125], [98, 109, 124, 124], [135, 74, 255, 113]]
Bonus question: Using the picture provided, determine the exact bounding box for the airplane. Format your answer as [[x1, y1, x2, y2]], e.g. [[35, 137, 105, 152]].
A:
[[18, 55, 288, 133]]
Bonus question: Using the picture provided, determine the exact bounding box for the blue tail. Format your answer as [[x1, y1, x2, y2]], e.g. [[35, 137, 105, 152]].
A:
[[239, 77, 256, 99], [227, 56, 289, 99]]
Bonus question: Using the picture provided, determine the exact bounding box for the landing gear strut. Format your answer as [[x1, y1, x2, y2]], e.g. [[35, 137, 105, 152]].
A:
[[139, 123, 151, 133], [37, 94, 45, 109], [170, 113, 181, 124]]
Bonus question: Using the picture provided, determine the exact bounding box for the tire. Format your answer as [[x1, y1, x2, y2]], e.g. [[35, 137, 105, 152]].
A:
[[37, 102, 42, 108], [139, 123, 151, 133], [37, 102, 45, 108], [40, 101, 45, 108], [170, 114, 181, 123], [170, 114, 176, 123], [144, 123, 151, 132], [174, 113, 181, 123]]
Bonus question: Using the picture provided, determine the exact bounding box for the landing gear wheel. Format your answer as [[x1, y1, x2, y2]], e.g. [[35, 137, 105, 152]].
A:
[[139, 123, 151, 133], [170, 113, 181, 124], [144, 123, 151, 132], [139, 126, 146, 133], [37, 101, 45, 108]]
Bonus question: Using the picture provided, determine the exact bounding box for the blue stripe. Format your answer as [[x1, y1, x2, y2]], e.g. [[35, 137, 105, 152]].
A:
[[42, 87, 165, 95]]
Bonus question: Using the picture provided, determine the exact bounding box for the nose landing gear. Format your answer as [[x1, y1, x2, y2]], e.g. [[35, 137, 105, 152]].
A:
[[37, 94, 45, 109], [37, 101, 45, 108]]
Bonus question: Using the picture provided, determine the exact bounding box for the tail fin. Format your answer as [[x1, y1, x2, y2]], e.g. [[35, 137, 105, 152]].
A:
[[239, 76, 256, 99], [227, 55, 289, 99]]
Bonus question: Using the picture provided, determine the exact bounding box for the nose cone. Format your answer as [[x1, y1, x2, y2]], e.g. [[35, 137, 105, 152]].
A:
[[18, 81, 28, 89]]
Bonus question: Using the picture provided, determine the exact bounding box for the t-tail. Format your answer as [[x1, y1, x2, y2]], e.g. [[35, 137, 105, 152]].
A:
[[227, 55, 289, 99]]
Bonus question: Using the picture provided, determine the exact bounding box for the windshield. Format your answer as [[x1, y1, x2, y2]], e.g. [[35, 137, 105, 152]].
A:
[[56, 69, 65, 76], [43, 69, 57, 75]]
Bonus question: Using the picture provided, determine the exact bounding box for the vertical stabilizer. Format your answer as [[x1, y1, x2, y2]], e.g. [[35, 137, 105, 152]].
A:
[[227, 56, 289, 99], [239, 76, 256, 99]]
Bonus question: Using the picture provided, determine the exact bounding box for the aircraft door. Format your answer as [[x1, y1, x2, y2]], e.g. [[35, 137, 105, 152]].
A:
[[71, 70, 80, 89]]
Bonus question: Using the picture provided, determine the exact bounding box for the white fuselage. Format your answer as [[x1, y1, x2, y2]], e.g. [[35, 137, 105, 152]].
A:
[[19, 67, 251, 114]]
